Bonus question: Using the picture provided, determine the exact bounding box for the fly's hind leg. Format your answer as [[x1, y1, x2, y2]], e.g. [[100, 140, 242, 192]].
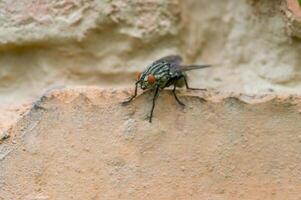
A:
[[182, 75, 207, 91]]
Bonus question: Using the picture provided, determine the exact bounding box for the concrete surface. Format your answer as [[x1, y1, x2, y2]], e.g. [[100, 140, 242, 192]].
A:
[[0, 88, 301, 200]]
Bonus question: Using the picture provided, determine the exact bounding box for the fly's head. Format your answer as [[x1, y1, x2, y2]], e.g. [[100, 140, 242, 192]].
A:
[[136, 71, 157, 90]]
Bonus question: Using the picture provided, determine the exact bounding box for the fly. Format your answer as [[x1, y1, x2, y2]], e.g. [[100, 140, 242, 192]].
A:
[[123, 55, 211, 123]]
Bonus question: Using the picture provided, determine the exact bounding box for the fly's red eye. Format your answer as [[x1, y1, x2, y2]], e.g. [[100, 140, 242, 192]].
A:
[[136, 72, 142, 81], [147, 74, 156, 84]]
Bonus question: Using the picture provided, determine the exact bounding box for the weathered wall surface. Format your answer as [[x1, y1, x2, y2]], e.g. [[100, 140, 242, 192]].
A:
[[286, 0, 301, 37], [0, 0, 301, 105], [1, 0, 301, 132], [1, 88, 301, 199], [1, 1, 301, 199]]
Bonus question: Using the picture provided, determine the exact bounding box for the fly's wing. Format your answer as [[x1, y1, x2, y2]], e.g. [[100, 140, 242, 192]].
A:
[[149, 55, 211, 79], [151, 55, 184, 76], [152, 55, 183, 66], [147, 55, 183, 77], [180, 64, 211, 71]]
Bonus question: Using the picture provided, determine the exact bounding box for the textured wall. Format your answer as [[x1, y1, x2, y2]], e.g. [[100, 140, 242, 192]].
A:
[[1, 88, 301, 199], [286, 0, 301, 37], [0, 0, 301, 106], [1, 1, 301, 199]]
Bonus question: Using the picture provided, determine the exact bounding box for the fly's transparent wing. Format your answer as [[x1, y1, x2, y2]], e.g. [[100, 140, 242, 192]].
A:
[[152, 55, 183, 66], [151, 55, 183, 75], [180, 65, 211, 71]]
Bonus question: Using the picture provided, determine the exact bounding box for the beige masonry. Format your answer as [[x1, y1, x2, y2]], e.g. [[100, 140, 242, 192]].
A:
[[1, 88, 301, 199], [0, 1, 301, 199]]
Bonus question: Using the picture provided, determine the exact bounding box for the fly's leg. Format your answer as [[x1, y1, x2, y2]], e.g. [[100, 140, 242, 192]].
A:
[[182, 75, 207, 91], [149, 86, 160, 123], [172, 83, 185, 106], [122, 82, 138, 105]]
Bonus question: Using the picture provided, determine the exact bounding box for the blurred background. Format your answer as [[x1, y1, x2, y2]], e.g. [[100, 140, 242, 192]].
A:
[[0, 0, 301, 129]]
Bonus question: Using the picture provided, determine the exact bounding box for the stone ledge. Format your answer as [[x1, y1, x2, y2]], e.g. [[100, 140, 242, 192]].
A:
[[1, 88, 301, 200]]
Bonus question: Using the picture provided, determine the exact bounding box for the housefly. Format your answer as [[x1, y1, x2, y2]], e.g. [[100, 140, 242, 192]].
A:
[[123, 55, 211, 122]]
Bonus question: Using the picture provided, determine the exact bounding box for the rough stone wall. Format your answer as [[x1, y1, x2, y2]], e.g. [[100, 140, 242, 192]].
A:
[[0, 0, 301, 105], [1, 1, 301, 199], [1, 88, 301, 199]]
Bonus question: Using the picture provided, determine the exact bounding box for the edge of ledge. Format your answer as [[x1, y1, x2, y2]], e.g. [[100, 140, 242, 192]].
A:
[[1, 86, 301, 144]]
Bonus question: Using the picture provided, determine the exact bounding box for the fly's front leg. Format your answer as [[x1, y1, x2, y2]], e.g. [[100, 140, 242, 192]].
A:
[[122, 82, 138, 105], [182, 75, 207, 91], [149, 86, 160, 123]]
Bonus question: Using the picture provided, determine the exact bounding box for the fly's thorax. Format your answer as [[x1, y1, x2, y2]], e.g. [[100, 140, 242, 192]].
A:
[[154, 71, 171, 88]]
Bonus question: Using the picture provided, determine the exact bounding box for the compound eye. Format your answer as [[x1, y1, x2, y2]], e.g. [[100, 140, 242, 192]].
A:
[[147, 74, 156, 85], [136, 72, 142, 81]]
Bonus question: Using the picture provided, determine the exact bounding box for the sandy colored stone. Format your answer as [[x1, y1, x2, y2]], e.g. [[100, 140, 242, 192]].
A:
[[284, 0, 301, 38], [0, 0, 180, 45], [0, 88, 300, 199], [287, 0, 301, 18], [0, 0, 300, 112], [0, 1, 301, 198]]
